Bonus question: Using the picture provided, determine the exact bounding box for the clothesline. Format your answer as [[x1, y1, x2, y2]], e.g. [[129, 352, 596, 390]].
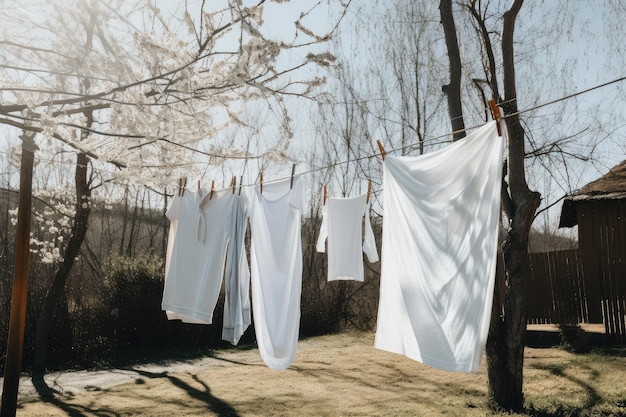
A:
[[4, 74, 624, 193], [162, 120, 504, 372], [209, 74, 626, 192]]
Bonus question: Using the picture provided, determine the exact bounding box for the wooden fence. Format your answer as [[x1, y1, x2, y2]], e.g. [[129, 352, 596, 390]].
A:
[[496, 248, 626, 344]]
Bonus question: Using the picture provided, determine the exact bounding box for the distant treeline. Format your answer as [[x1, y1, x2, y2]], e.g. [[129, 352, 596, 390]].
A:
[[0, 187, 381, 372]]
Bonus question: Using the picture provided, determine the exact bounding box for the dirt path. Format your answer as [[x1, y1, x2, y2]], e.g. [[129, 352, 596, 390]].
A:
[[7, 332, 626, 416]]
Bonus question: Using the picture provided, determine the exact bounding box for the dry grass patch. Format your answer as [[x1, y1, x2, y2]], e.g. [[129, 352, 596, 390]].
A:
[[12, 332, 626, 416]]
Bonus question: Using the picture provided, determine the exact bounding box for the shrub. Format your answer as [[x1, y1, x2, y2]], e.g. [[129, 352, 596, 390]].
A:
[[101, 255, 169, 350]]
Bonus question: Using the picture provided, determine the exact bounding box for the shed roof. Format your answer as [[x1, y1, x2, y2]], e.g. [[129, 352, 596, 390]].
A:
[[559, 160, 626, 228]]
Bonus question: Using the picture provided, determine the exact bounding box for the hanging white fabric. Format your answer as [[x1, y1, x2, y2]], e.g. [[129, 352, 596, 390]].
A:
[[248, 174, 308, 370], [222, 192, 252, 346], [162, 188, 235, 324], [316, 193, 379, 281], [375, 120, 504, 373]]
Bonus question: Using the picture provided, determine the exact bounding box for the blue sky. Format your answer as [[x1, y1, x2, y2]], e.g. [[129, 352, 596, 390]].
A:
[[1, 0, 624, 234]]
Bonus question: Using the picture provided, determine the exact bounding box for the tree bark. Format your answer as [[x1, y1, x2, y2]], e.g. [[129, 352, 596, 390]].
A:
[[125, 189, 142, 258], [119, 186, 129, 256], [1, 137, 36, 417], [439, 0, 466, 141], [32, 150, 91, 374], [485, 0, 540, 411], [32, 36, 96, 370]]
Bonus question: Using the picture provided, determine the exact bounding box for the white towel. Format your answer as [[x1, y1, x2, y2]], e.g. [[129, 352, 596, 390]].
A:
[[375, 121, 504, 373]]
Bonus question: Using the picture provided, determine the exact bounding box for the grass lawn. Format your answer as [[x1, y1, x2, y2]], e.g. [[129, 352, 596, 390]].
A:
[[11, 332, 626, 416]]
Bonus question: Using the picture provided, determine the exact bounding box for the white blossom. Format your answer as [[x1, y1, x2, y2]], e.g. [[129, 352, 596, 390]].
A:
[[0, 0, 340, 264]]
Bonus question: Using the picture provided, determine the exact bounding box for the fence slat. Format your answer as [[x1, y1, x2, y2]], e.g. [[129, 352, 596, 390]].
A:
[[495, 219, 624, 344]]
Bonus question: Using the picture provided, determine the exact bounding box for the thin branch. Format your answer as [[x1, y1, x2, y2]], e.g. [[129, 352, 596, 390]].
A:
[[0, 63, 113, 83], [0, 40, 73, 60], [533, 194, 566, 221], [198, 0, 267, 55], [0, 116, 126, 169]]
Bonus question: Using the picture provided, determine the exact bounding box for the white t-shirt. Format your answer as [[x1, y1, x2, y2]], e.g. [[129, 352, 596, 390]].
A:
[[162, 188, 235, 324], [316, 193, 379, 281], [164, 208, 178, 278], [375, 121, 503, 373], [222, 192, 251, 345], [248, 175, 308, 370]]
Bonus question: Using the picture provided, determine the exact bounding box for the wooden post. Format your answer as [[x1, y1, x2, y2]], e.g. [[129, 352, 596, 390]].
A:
[[1, 132, 38, 417]]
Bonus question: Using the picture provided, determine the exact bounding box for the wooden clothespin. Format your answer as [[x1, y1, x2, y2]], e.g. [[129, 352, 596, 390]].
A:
[[290, 164, 296, 189], [260, 172, 263, 194], [323, 185, 327, 206], [232, 176, 236, 194], [178, 177, 187, 196], [366, 181, 371, 204], [239, 175, 243, 195], [376, 140, 386, 161], [488, 98, 502, 136], [209, 180, 215, 200]]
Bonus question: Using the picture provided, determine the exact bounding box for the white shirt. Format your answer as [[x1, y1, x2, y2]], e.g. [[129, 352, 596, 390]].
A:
[[316, 193, 379, 281], [375, 121, 504, 373], [248, 175, 308, 370], [162, 188, 234, 324]]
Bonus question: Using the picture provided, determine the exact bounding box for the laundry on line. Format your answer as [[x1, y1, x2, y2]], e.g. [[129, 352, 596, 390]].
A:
[[162, 120, 504, 373]]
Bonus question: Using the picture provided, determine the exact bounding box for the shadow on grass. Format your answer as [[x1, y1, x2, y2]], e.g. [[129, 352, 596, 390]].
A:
[[30, 366, 240, 417], [128, 368, 240, 417], [525, 361, 612, 417], [535, 362, 601, 408], [31, 374, 120, 417]]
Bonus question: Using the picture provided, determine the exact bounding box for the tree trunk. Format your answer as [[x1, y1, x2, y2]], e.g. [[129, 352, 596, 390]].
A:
[[162, 189, 168, 260], [32, 151, 91, 374], [485, 0, 540, 411], [439, 0, 466, 141], [125, 189, 144, 258], [486, 201, 537, 410], [119, 186, 129, 256]]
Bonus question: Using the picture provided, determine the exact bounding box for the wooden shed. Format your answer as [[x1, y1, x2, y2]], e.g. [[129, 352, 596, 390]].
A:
[[559, 160, 626, 342]]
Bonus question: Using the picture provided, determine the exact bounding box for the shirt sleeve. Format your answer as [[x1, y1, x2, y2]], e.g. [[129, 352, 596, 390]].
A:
[[165, 194, 182, 221], [288, 174, 309, 211], [315, 204, 328, 253], [362, 202, 379, 263]]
